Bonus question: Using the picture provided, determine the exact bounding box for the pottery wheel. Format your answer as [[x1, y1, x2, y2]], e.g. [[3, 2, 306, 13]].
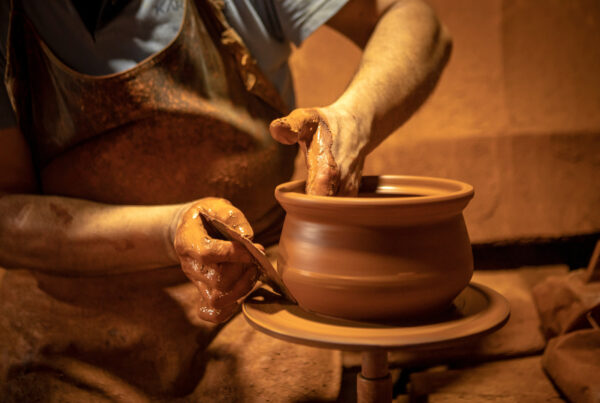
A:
[[242, 282, 510, 351]]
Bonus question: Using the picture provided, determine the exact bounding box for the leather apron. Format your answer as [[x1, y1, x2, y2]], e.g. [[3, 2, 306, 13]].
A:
[[0, 0, 341, 401], [4, 0, 296, 244]]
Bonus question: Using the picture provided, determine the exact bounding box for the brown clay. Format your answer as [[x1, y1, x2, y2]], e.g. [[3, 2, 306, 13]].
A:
[[274, 175, 475, 320]]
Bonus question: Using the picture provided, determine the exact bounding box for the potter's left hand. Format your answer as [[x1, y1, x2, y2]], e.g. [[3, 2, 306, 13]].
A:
[[270, 107, 368, 196]]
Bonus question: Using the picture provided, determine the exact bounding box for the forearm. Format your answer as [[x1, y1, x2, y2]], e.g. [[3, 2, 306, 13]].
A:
[[0, 193, 188, 275], [332, 0, 452, 154]]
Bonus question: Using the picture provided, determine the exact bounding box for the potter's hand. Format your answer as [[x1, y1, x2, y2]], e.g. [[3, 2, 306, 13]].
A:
[[173, 198, 259, 323], [269, 0, 452, 196], [270, 107, 368, 196]]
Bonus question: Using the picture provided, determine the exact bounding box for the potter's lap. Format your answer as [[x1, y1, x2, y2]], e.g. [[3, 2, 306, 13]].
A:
[[0, 265, 342, 401], [0, 266, 219, 396]]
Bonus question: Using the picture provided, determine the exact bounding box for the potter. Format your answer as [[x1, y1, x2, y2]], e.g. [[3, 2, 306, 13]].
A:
[[0, 0, 452, 400]]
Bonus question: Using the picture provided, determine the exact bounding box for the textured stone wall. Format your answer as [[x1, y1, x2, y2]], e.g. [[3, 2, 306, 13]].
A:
[[289, 0, 600, 243]]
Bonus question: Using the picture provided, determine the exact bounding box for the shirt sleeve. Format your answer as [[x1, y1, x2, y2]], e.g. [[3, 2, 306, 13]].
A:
[[272, 0, 349, 46]]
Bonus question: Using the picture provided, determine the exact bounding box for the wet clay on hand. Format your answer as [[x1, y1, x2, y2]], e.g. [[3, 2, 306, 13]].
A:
[[270, 109, 340, 196], [174, 198, 259, 323]]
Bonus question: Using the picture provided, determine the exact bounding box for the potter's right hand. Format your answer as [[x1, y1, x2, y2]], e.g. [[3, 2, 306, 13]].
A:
[[173, 198, 259, 323], [270, 107, 368, 196]]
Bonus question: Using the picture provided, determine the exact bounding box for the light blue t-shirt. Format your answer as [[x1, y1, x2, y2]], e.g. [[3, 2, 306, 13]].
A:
[[0, 0, 348, 128]]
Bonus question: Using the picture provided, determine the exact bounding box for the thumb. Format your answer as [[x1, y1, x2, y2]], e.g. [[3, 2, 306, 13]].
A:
[[269, 109, 321, 145]]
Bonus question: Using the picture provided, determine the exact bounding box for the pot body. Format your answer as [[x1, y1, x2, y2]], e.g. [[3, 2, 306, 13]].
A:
[[275, 176, 475, 321]]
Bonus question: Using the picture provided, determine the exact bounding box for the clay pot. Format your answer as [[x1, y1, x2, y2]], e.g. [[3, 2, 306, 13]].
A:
[[274, 175, 475, 321]]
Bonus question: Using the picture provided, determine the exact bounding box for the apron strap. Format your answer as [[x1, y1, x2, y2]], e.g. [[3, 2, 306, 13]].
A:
[[197, 0, 290, 115]]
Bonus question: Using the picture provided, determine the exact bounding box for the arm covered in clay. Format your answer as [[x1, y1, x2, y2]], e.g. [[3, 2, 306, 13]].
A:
[[270, 0, 452, 195], [0, 127, 257, 322]]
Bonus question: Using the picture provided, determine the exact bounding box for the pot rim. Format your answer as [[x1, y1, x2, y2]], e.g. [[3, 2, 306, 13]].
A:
[[275, 175, 474, 208]]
